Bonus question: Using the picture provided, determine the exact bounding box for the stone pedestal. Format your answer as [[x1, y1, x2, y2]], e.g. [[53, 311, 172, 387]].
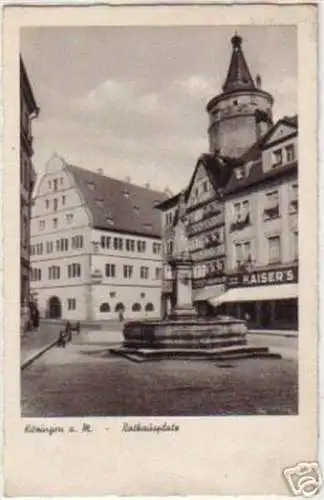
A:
[[169, 258, 197, 319]]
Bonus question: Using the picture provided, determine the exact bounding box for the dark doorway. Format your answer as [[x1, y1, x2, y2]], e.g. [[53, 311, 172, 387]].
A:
[[48, 296, 62, 319], [260, 301, 272, 328]]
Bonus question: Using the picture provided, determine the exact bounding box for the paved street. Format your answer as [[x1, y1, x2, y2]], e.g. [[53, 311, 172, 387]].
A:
[[21, 330, 298, 417], [21, 323, 61, 365]]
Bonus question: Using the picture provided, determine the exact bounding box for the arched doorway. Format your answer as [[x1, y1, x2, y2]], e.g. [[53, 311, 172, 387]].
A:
[[48, 296, 62, 319], [115, 302, 125, 322], [99, 302, 110, 313]]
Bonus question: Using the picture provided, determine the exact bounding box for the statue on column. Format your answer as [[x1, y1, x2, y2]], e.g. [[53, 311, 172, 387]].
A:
[[173, 190, 190, 261]]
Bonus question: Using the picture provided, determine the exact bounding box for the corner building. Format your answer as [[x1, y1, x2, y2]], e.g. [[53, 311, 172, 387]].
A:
[[30, 155, 166, 321], [20, 57, 39, 310], [157, 34, 298, 331]]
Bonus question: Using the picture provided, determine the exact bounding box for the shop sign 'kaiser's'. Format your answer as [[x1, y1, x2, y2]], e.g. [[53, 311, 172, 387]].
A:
[[227, 266, 298, 288]]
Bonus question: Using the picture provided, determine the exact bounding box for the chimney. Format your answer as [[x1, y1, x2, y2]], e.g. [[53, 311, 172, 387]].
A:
[[125, 176, 131, 183], [97, 168, 103, 175], [256, 74, 262, 89], [144, 182, 151, 189]]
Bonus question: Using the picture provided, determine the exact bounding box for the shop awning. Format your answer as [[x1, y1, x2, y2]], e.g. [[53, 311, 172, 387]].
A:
[[193, 284, 225, 302], [208, 283, 298, 307]]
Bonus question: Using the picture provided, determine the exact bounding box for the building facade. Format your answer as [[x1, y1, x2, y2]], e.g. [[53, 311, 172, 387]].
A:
[[220, 116, 298, 329], [20, 57, 39, 312], [30, 154, 165, 321], [158, 34, 298, 330]]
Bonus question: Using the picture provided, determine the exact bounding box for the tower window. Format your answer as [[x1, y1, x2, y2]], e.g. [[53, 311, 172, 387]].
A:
[[233, 99, 238, 106]]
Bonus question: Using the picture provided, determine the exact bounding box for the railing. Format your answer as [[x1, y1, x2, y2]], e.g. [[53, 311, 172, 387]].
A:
[[230, 214, 250, 232], [191, 245, 225, 261], [192, 274, 226, 289], [188, 212, 225, 236], [263, 205, 280, 221]]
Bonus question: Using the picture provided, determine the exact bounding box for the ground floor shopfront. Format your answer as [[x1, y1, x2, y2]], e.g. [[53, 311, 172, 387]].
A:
[[208, 264, 298, 331], [223, 299, 298, 330]]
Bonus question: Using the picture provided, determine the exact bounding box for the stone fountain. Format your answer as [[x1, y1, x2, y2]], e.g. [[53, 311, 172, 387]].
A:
[[111, 193, 280, 362]]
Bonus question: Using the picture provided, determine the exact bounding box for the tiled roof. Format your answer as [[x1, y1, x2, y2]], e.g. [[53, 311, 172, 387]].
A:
[[200, 153, 240, 189], [225, 160, 298, 195], [155, 192, 181, 211], [66, 164, 167, 238]]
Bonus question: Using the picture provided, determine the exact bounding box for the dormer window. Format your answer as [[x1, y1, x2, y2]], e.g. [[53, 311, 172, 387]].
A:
[[106, 217, 114, 226], [285, 144, 295, 163], [95, 197, 104, 209], [133, 205, 140, 214], [144, 223, 153, 231], [235, 167, 245, 181], [88, 182, 95, 191], [123, 189, 130, 198], [272, 149, 283, 167]]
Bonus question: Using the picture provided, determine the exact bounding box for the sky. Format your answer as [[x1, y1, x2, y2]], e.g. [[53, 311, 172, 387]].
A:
[[21, 25, 297, 194]]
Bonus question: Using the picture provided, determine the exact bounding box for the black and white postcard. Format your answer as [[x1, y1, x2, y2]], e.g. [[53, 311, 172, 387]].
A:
[[2, 1, 319, 496]]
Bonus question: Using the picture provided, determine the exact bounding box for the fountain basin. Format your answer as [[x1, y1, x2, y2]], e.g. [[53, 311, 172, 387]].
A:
[[110, 315, 281, 362]]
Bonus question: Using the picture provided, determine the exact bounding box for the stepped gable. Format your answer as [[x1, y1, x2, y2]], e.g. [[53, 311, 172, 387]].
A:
[[66, 164, 167, 238]]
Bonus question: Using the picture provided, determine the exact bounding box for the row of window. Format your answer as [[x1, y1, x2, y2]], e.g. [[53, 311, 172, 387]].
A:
[[106, 263, 161, 280], [44, 195, 66, 212], [234, 231, 298, 269], [164, 259, 224, 280], [48, 177, 64, 192], [32, 264, 81, 281], [188, 230, 224, 253], [100, 235, 161, 255], [99, 302, 155, 313], [31, 264, 162, 281], [30, 235, 84, 256], [38, 213, 74, 231], [232, 184, 298, 227]]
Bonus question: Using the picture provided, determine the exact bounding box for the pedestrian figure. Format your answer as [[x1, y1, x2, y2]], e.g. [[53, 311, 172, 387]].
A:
[[118, 311, 124, 322], [75, 321, 81, 335], [31, 303, 40, 329], [57, 329, 67, 348], [65, 321, 72, 343]]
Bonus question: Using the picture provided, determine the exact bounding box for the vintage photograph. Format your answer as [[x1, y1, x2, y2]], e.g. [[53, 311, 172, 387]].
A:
[[20, 25, 299, 417]]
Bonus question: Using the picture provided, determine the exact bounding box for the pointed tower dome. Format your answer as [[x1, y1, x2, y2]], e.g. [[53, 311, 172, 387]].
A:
[[206, 33, 274, 158], [222, 34, 256, 92]]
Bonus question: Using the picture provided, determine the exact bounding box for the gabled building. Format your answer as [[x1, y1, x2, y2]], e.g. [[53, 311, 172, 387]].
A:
[[30, 154, 166, 321], [220, 116, 298, 329], [20, 56, 39, 318], [157, 34, 298, 330]]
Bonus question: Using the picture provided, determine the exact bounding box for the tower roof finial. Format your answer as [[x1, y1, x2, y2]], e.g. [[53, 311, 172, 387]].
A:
[[222, 33, 255, 92], [231, 32, 242, 49]]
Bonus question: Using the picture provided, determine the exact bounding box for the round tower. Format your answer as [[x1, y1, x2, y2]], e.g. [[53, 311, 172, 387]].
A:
[[207, 34, 274, 158]]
